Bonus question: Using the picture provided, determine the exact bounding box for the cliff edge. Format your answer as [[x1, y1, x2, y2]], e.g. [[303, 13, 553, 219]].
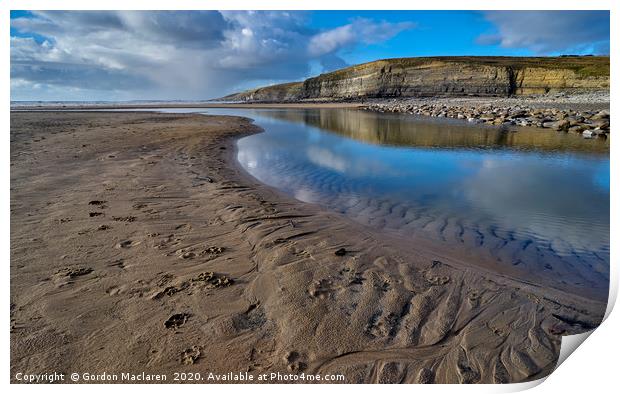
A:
[[219, 56, 609, 102]]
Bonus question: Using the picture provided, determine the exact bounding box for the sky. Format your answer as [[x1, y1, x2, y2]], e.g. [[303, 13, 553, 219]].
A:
[[10, 10, 610, 101]]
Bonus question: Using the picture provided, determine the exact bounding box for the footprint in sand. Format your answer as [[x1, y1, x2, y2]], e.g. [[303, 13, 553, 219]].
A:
[[467, 290, 482, 307], [201, 246, 225, 256], [181, 346, 202, 365], [340, 269, 365, 286], [308, 279, 335, 299], [191, 272, 233, 288], [232, 304, 265, 331], [366, 312, 399, 338], [175, 249, 196, 259], [155, 273, 174, 287], [164, 313, 191, 329], [105, 286, 125, 296], [107, 259, 125, 269], [88, 200, 107, 209], [153, 234, 179, 250], [53, 266, 94, 287], [375, 280, 391, 292], [152, 286, 183, 300], [152, 272, 232, 299], [427, 276, 451, 286], [112, 216, 137, 222], [292, 248, 312, 259], [335, 247, 348, 256], [173, 246, 225, 258], [283, 351, 307, 373], [55, 266, 93, 278], [115, 239, 140, 249]]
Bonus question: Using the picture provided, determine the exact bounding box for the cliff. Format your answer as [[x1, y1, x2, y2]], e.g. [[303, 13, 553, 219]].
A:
[[219, 56, 609, 102]]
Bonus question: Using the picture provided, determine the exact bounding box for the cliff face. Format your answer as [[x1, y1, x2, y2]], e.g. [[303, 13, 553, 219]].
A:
[[220, 56, 609, 102], [511, 66, 608, 94], [219, 82, 304, 102], [301, 60, 514, 98]]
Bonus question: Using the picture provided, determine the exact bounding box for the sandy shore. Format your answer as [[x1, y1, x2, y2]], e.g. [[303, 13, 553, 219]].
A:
[[10, 102, 366, 111], [10, 111, 606, 383], [11, 92, 609, 112]]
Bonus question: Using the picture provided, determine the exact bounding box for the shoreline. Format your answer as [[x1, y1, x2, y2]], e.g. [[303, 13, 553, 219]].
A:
[[11, 91, 610, 138], [361, 97, 610, 138], [9, 102, 366, 111], [229, 116, 609, 302], [11, 111, 607, 383]]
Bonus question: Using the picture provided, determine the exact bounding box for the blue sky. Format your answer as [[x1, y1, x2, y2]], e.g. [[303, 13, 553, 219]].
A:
[[310, 11, 528, 62], [10, 10, 610, 101]]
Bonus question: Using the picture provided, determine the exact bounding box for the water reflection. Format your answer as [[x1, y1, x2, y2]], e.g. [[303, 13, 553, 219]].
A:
[[259, 108, 610, 153], [209, 107, 610, 299]]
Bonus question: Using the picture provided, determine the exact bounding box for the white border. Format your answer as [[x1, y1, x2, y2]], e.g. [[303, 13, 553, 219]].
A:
[[2, 1, 617, 392]]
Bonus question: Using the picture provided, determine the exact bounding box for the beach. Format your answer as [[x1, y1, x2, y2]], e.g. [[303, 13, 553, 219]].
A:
[[10, 110, 606, 383]]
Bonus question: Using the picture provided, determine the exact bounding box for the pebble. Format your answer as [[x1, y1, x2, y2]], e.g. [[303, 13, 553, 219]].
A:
[[364, 102, 610, 137]]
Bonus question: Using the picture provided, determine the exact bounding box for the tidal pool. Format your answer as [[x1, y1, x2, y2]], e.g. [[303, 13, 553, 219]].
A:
[[175, 107, 611, 299]]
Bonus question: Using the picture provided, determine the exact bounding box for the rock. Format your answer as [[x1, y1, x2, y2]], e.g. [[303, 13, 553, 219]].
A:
[[541, 120, 569, 131], [553, 120, 570, 131], [591, 120, 610, 130], [591, 110, 610, 120], [567, 116, 585, 125], [364, 99, 609, 134], [510, 110, 528, 118]]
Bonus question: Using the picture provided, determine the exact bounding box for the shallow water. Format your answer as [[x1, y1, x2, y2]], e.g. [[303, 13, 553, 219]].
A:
[[162, 107, 610, 299]]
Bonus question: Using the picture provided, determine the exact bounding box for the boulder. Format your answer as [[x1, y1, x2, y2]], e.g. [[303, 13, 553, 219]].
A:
[[553, 119, 570, 131], [591, 110, 610, 120]]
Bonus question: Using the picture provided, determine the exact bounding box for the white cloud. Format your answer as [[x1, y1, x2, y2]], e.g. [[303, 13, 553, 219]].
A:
[[309, 24, 356, 57], [308, 18, 415, 57], [11, 11, 414, 101], [307, 146, 348, 172], [478, 11, 610, 55]]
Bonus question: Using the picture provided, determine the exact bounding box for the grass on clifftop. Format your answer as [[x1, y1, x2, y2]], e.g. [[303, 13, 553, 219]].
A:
[[315, 56, 610, 80]]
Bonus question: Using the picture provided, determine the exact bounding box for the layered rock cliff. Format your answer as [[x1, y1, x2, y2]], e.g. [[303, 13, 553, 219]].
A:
[[219, 56, 609, 102]]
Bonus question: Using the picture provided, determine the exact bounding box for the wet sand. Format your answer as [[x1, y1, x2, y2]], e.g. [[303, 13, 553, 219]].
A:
[[10, 111, 606, 383], [10, 102, 366, 111]]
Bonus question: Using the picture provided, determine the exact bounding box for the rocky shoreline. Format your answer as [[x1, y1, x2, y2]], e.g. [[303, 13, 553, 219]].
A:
[[363, 95, 610, 139]]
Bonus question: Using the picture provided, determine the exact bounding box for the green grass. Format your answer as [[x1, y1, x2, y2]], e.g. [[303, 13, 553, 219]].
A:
[[311, 56, 610, 80]]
